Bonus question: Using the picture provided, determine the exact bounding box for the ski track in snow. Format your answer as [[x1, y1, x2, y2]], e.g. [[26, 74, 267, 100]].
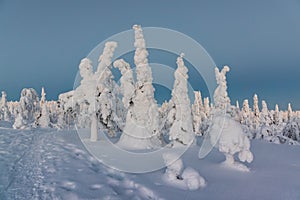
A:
[[0, 129, 162, 200]]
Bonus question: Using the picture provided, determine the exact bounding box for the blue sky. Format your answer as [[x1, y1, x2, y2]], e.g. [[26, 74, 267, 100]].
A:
[[0, 0, 300, 110]]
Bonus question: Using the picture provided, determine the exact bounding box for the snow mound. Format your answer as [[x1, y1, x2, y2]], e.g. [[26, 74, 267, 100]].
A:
[[209, 115, 253, 171], [162, 153, 205, 190]]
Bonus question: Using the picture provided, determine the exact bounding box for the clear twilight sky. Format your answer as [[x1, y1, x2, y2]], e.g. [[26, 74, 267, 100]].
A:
[[0, 0, 300, 109]]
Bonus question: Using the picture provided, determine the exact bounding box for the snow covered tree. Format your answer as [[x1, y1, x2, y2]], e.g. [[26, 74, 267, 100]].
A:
[[287, 103, 293, 122], [192, 91, 205, 135], [113, 59, 135, 110], [207, 65, 253, 171], [203, 97, 210, 118], [273, 104, 282, 125], [38, 87, 50, 128], [40, 87, 46, 106], [168, 53, 194, 145], [282, 118, 300, 143], [232, 100, 241, 122], [39, 103, 50, 128], [117, 25, 162, 149], [73, 57, 98, 140], [240, 99, 251, 126], [0, 91, 11, 121], [260, 100, 272, 126], [213, 66, 230, 112], [252, 94, 260, 129], [94, 41, 121, 137], [236, 100, 240, 110], [13, 88, 40, 129]]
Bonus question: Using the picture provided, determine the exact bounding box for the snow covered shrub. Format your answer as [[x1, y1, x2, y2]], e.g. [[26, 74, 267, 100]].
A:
[[162, 153, 205, 190]]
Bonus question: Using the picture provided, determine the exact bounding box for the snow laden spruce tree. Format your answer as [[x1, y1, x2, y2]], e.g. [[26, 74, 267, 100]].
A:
[[73, 41, 118, 141], [207, 66, 253, 171], [117, 25, 162, 149], [168, 53, 194, 146], [38, 87, 50, 128], [94, 41, 121, 137], [0, 91, 11, 122]]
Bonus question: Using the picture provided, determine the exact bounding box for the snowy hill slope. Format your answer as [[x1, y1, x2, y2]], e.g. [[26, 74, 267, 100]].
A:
[[0, 128, 300, 200]]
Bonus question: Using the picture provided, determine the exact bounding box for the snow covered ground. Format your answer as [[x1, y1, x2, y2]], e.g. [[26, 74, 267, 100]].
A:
[[1, 125, 300, 200]]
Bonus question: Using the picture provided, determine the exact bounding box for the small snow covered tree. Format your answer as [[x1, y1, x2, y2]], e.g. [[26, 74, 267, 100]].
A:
[[257, 100, 274, 139], [192, 91, 205, 135], [117, 25, 162, 149], [113, 59, 135, 110], [0, 91, 11, 121], [168, 53, 194, 145], [232, 100, 241, 122], [252, 94, 260, 129], [287, 103, 293, 122], [240, 99, 251, 126], [282, 118, 300, 143], [260, 100, 272, 126], [203, 97, 210, 118], [213, 66, 230, 111], [40, 87, 46, 106], [273, 104, 282, 125], [39, 103, 50, 128]]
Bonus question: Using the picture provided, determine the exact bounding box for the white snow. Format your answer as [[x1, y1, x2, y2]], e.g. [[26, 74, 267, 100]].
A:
[[1, 126, 299, 199]]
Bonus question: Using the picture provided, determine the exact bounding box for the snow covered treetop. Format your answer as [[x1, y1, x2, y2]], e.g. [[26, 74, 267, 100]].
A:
[[79, 58, 93, 80], [213, 66, 231, 112], [215, 65, 230, 85]]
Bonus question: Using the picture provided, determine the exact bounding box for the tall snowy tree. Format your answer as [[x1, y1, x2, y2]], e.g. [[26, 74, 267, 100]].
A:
[[38, 87, 50, 128], [203, 97, 210, 118], [94, 41, 121, 137], [252, 94, 260, 129], [117, 25, 162, 149], [192, 91, 205, 135], [73, 57, 99, 140], [287, 103, 293, 122], [168, 53, 194, 145]]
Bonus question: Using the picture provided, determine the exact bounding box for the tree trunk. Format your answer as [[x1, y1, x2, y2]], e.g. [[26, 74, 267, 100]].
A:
[[90, 112, 98, 142]]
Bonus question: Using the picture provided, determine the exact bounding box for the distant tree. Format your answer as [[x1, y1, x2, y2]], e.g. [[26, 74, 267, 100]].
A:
[[252, 94, 260, 130], [192, 91, 205, 135]]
